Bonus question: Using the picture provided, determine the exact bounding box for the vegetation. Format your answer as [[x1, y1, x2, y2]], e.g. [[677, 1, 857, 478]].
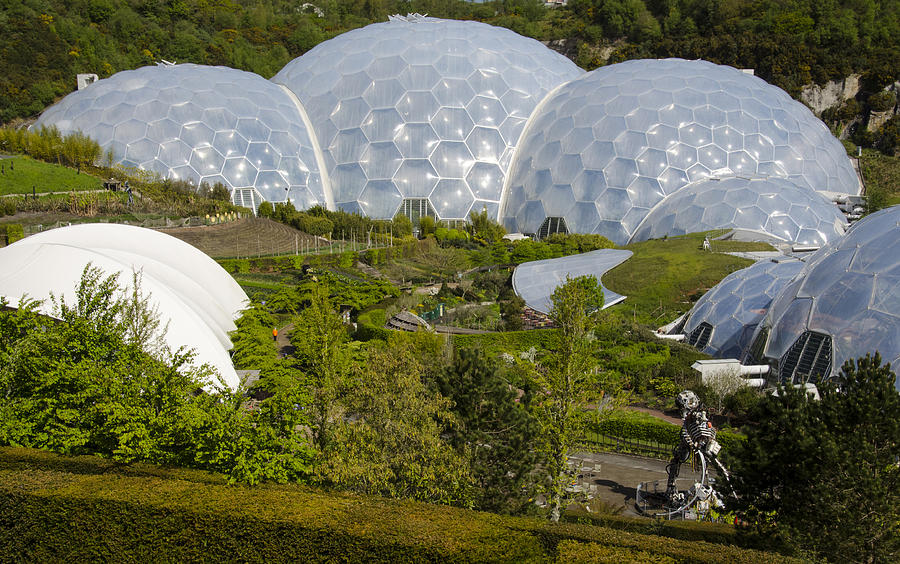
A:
[[727, 354, 900, 562], [0, 447, 798, 563], [860, 148, 900, 209], [604, 231, 765, 325], [0, 155, 101, 195]]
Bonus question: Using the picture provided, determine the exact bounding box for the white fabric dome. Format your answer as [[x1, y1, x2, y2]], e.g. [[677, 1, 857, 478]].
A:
[[0, 224, 248, 390]]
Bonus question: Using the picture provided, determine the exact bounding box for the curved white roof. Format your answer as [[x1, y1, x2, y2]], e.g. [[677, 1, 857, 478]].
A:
[[0, 224, 249, 390], [511, 249, 633, 314]]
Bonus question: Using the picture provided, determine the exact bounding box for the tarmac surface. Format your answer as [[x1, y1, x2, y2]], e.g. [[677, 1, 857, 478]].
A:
[[568, 451, 704, 517]]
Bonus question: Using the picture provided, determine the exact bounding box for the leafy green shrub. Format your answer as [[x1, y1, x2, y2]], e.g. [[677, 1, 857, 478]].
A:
[[0, 448, 795, 563], [588, 411, 745, 453], [4, 223, 24, 243], [0, 200, 15, 216], [356, 309, 391, 341]]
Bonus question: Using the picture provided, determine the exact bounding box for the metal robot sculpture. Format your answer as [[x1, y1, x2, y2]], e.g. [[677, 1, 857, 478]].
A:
[[665, 390, 731, 507]]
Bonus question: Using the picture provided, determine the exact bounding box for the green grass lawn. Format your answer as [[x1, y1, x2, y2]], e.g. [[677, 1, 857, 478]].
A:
[[0, 156, 102, 195], [603, 231, 769, 325]]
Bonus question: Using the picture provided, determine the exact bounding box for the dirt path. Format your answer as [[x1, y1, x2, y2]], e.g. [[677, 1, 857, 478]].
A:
[[276, 323, 294, 357]]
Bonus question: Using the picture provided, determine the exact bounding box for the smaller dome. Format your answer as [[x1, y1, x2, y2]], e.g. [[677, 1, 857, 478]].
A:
[[747, 205, 900, 388], [684, 258, 805, 359], [33, 64, 325, 211], [630, 176, 847, 245]]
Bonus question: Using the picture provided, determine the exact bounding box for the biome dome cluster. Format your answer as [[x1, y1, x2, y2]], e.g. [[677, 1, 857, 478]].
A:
[[36, 18, 861, 247], [745, 206, 900, 389]]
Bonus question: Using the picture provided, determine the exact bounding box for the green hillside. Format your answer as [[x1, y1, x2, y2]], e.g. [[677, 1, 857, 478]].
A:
[[604, 231, 771, 325], [0, 155, 102, 195]]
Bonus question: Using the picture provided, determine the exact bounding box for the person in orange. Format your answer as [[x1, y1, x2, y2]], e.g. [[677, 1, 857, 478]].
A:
[[272, 327, 278, 341]]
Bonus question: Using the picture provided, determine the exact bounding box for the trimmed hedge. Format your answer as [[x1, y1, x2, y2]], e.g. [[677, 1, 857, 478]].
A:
[[451, 328, 559, 358], [356, 308, 392, 341], [0, 448, 796, 563], [1, 222, 23, 244], [589, 412, 745, 453]]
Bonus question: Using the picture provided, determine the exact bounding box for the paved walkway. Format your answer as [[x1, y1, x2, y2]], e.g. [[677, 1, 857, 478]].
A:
[[569, 450, 703, 516]]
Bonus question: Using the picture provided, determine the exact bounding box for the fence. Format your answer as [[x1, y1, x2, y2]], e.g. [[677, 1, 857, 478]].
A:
[[576, 429, 674, 460]]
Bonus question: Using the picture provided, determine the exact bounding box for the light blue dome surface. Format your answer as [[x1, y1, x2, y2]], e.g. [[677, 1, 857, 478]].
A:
[[273, 16, 583, 220], [33, 64, 324, 210], [502, 58, 860, 244], [630, 176, 848, 245], [684, 258, 805, 360], [747, 205, 900, 388]]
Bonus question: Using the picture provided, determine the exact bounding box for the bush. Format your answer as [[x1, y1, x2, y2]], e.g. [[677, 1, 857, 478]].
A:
[[868, 90, 897, 112], [3, 223, 24, 243], [0, 448, 795, 563], [356, 309, 391, 341], [0, 200, 16, 217]]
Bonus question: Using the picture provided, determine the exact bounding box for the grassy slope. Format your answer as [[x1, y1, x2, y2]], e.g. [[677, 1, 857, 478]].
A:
[[0, 447, 795, 563], [860, 149, 900, 206], [0, 156, 102, 195], [603, 231, 771, 326]]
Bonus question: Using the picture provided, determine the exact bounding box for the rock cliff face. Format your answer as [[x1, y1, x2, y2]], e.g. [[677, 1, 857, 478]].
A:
[[800, 74, 861, 115]]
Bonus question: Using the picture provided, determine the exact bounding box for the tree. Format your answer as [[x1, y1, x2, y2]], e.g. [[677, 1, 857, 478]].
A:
[[727, 354, 900, 562], [436, 348, 539, 513], [531, 275, 608, 522], [289, 282, 349, 452], [317, 343, 474, 506]]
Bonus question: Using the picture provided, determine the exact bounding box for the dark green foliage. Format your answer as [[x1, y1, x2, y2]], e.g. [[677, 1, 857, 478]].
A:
[[501, 294, 526, 331], [0, 448, 798, 563], [727, 354, 900, 562], [435, 348, 538, 513], [228, 303, 278, 369], [467, 207, 507, 243]]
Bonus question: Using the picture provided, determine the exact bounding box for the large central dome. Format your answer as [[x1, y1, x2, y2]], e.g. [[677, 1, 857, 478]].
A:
[[273, 16, 583, 221]]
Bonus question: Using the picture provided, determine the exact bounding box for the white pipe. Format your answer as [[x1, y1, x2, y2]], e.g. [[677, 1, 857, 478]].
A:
[[739, 364, 769, 376], [655, 333, 685, 341], [743, 378, 766, 388]]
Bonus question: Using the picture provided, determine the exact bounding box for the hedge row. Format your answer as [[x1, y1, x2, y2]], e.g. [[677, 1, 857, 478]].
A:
[[0, 448, 795, 563], [451, 328, 559, 358], [356, 308, 392, 341], [590, 413, 745, 453], [0, 222, 23, 244], [218, 251, 362, 274]]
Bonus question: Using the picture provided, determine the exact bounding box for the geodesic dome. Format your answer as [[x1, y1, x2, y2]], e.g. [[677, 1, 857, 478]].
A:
[[683, 258, 805, 360], [502, 58, 860, 244], [745, 205, 900, 389], [273, 15, 582, 221], [630, 176, 847, 245], [33, 64, 326, 211]]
